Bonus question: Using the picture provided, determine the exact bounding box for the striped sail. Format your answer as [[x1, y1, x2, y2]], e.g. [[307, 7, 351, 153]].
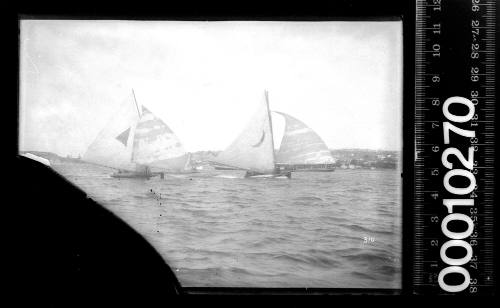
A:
[[213, 92, 275, 172], [275, 111, 335, 164], [132, 106, 190, 171], [83, 93, 140, 171]]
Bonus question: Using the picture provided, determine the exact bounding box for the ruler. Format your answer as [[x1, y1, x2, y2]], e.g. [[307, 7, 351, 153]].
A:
[[414, 0, 496, 294]]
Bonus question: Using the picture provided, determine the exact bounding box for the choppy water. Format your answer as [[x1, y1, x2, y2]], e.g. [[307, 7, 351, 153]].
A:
[[53, 162, 402, 289]]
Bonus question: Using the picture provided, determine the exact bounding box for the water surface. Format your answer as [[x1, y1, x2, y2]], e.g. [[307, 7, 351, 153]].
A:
[[53, 162, 402, 288]]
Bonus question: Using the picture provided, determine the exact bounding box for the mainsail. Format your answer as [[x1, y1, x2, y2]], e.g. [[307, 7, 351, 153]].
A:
[[132, 106, 190, 172], [83, 90, 191, 172], [275, 111, 335, 164], [212, 91, 275, 172], [83, 92, 140, 171]]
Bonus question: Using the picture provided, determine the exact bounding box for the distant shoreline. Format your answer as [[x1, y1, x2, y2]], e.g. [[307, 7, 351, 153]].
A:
[[20, 148, 401, 170]]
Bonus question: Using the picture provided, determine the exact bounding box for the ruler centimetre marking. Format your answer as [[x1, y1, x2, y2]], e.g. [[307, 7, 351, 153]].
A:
[[414, 0, 495, 294]]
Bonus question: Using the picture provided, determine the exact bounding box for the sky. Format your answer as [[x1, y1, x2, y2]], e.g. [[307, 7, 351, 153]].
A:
[[19, 20, 402, 157]]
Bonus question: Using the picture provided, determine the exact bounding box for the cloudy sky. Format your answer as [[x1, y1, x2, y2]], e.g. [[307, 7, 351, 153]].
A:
[[19, 20, 402, 157]]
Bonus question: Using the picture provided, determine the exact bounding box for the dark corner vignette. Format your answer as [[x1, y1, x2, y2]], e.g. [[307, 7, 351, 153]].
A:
[[16, 156, 183, 302]]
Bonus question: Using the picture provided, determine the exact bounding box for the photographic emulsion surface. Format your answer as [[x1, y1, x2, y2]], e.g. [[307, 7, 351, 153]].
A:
[[19, 20, 404, 290]]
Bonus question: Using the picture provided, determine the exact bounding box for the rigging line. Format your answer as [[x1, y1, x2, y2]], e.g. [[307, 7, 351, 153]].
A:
[[265, 89, 276, 165], [131, 88, 141, 117]]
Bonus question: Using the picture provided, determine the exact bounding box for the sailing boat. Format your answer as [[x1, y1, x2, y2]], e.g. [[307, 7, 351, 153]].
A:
[[83, 90, 194, 179], [274, 111, 336, 172], [210, 90, 291, 178]]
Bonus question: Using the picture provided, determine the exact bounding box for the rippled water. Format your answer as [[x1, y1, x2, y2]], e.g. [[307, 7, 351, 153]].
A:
[[53, 162, 402, 288]]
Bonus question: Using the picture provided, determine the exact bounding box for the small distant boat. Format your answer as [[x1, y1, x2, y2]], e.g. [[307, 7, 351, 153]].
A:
[[274, 112, 336, 172], [348, 160, 356, 169], [110, 167, 151, 179], [210, 90, 291, 178], [83, 89, 195, 179], [212, 163, 240, 171]]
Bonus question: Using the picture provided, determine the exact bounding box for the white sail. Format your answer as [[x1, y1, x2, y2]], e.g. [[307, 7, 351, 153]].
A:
[[213, 91, 275, 172], [275, 111, 335, 164], [83, 93, 140, 171], [132, 106, 190, 171]]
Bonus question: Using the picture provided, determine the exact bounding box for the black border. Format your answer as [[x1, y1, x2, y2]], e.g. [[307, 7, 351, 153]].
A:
[[11, 0, 417, 299]]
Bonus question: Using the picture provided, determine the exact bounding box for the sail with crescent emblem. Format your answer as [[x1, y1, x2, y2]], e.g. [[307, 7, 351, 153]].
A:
[[275, 111, 335, 164], [212, 91, 275, 172]]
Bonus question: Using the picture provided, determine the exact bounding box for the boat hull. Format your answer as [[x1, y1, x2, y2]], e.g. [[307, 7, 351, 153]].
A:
[[113, 169, 200, 179], [214, 166, 240, 170], [244, 170, 292, 179], [275, 163, 336, 172], [111, 172, 153, 179]]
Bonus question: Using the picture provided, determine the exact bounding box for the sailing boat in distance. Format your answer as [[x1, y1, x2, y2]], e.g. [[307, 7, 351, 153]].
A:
[[210, 90, 292, 178], [274, 111, 336, 172], [83, 89, 194, 179]]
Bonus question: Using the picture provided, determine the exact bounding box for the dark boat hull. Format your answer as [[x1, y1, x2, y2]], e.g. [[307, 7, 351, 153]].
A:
[[214, 166, 240, 170], [111, 172, 153, 179], [111, 170, 198, 179], [244, 170, 292, 179], [275, 163, 335, 172], [293, 168, 335, 172]]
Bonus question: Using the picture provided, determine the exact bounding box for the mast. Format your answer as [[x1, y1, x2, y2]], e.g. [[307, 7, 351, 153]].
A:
[[131, 88, 141, 117], [212, 89, 276, 172], [264, 89, 276, 166], [130, 89, 141, 164], [83, 90, 142, 172]]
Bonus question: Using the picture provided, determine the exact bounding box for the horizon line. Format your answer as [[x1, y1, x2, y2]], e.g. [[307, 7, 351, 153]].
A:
[[19, 147, 403, 158]]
